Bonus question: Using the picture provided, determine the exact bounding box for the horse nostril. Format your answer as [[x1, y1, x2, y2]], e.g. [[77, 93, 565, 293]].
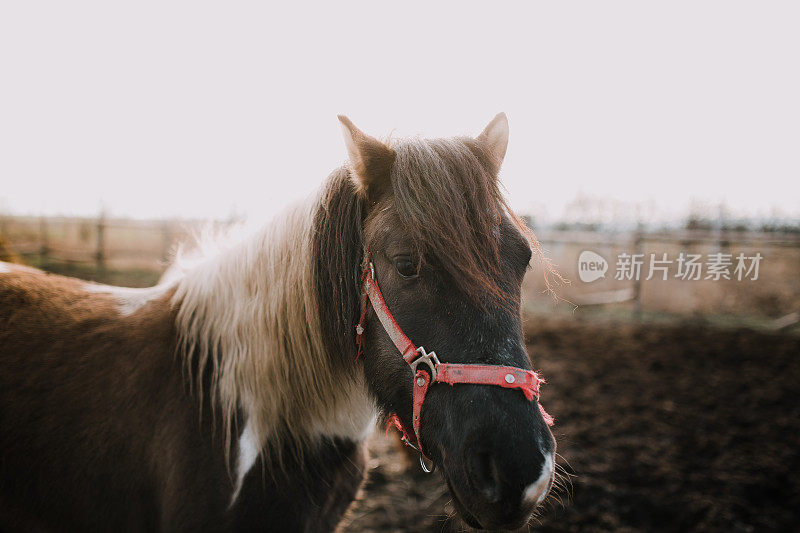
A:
[[468, 450, 502, 504]]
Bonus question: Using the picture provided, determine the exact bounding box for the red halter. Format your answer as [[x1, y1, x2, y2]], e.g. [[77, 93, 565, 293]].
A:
[[355, 259, 554, 471]]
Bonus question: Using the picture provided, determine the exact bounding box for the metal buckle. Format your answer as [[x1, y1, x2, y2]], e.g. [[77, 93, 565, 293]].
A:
[[409, 346, 440, 381]]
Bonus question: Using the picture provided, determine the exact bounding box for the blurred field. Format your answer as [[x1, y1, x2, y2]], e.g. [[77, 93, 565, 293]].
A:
[[3, 216, 799, 330]]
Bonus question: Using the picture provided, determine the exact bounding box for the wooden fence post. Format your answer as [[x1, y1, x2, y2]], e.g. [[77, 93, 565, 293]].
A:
[[632, 231, 643, 320], [161, 220, 172, 263], [39, 215, 49, 265], [95, 211, 106, 270]]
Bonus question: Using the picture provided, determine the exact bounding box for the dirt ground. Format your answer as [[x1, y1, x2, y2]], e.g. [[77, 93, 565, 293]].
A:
[[340, 317, 800, 532]]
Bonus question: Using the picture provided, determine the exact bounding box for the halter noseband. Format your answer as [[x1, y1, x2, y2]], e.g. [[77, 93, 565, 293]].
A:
[[355, 258, 554, 473]]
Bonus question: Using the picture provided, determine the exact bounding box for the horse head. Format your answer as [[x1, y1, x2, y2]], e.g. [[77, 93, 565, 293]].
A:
[[338, 114, 556, 530]]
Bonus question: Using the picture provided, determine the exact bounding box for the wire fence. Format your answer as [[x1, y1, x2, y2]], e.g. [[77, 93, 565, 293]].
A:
[[530, 228, 800, 329], [0, 213, 239, 272]]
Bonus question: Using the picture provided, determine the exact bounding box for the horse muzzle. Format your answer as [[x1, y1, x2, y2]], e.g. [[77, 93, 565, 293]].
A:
[[444, 441, 555, 530], [422, 381, 556, 531]]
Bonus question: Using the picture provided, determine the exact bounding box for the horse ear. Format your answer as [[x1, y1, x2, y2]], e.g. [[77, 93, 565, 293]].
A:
[[477, 112, 509, 169], [337, 115, 395, 202]]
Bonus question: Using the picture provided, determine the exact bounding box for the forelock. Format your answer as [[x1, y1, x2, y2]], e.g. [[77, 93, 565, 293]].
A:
[[377, 136, 518, 306]]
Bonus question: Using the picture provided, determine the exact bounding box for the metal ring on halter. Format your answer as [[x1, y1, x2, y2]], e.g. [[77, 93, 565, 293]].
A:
[[409, 346, 440, 381], [394, 426, 436, 473], [419, 454, 435, 473], [403, 439, 421, 453]]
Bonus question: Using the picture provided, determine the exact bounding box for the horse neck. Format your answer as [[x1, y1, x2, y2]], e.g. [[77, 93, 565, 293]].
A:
[[172, 197, 375, 457]]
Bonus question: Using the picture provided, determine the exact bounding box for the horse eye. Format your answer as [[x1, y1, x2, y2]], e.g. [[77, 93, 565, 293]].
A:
[[394, 257, 418, 279]]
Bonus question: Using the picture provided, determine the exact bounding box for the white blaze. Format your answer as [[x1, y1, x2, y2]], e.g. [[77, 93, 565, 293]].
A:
[[523, 453, 554, 506]]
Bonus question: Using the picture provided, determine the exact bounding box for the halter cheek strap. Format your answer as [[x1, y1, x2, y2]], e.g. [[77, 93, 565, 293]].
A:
[[355, 259, 554, 472]]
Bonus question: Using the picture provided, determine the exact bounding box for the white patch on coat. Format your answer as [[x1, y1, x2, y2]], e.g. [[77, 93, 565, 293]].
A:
[[84, 283, 173, 316], [309, 379, 376, 442], [230, 420, 263, 506], [523, 452, 554, 506], [0, 262, 10, 273]]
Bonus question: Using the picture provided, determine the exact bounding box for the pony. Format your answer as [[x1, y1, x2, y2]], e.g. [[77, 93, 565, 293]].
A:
[[0, 113, 556, 531]]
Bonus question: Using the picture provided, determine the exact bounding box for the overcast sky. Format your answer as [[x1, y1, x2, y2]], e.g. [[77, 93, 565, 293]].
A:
[[1, 1, 798, 225]]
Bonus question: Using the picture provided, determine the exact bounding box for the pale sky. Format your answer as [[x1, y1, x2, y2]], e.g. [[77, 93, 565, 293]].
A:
[[1, 1, 798, 225]]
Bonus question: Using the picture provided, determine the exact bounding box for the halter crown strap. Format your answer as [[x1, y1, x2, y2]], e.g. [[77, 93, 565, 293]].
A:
[[355, 259, 554, 469]]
